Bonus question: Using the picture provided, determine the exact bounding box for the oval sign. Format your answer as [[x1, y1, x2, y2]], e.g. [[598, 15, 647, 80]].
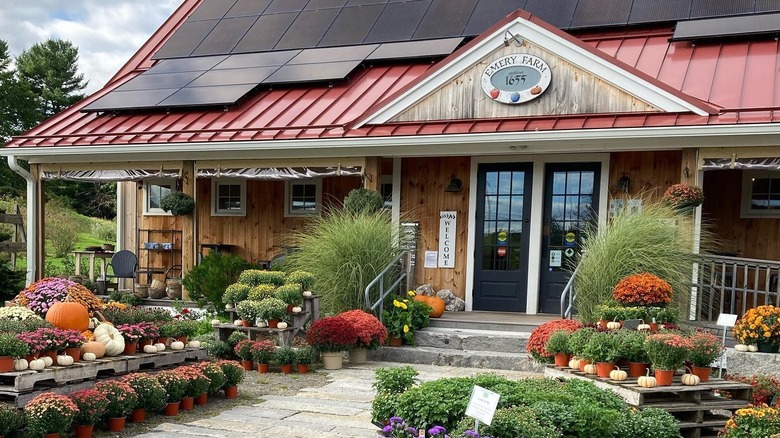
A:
[[481, 54, 551, 104]]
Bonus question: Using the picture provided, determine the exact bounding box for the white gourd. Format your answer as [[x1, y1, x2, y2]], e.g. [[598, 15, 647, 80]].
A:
[[610, 367, 628, 381], [302, 291, 312, 298], [188, 340, 201, 348], [234, 319, 243, 326], [748, 344, 759, 352], [57, 355, 74, 366], [13, 358, 28, 371], [606, 319, 621, 330], [277, 322, 288, 329], [291, 306, 302, 313], [94, 323, 125, 356], [637, 320, 651, 331], [257, 320, 267, 328], [170, 341, 185, 350], [638, 370, 657, 388], [681, 373, 700, 386], [155, 343, 166, 352], [143, 345, 158, 353], [583, 364, 598, 375], [211, 319, 221, 326], [734, 344, 749, 352], [568, 358, 581, 369], [29, 359, 46, 370], [42, 356, 53, 367], [82, 352, 97, 361]]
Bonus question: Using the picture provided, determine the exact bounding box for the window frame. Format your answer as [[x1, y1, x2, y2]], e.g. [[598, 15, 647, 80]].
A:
[[284, 179, 322, 217], [380, 174, 393, 210], [143, 178, 176, 216], [741, 170, 780, 218], [211, 178, 247, 217]]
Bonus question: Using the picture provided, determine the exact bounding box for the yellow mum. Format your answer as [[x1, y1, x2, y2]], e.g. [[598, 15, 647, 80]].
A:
[[399, 302, 408, 310], [403, 325, 409, 333], [408, 291, 416, 297], [393, 300, 402, 308]]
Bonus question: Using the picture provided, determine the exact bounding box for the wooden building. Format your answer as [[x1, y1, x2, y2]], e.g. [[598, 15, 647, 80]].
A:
[[4, 1, 780, 318]]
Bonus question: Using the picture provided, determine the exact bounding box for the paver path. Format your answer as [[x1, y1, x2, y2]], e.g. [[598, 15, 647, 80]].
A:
[[132, 362, 538, 438]]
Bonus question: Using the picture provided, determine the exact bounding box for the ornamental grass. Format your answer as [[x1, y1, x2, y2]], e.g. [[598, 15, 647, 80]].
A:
[[733, 305, 780, 345], [527, 319, 582, 363], [69, 389, 109, 426], [24, 392, 78, 437], [612, 273, 672, 307]]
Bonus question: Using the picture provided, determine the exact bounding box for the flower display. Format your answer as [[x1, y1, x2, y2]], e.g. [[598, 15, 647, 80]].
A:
[[250, 340, 277, 364], [376, 417, 455, 438], [727, 374, 780, 405], [340, 309, 388, 350], [122, 373, 167, 413], [383, 298, 414, 343], [156, 370, 188, 403], [62, 329, 86, 348], [69, 389, 109, 426], [306, 315, 358, 352], [0, 403, 25, 437], [0, 306, 42, 321], [687, 330, 725, 367], [733, 305, 780, 346], [234, 339, 255, 361], [612, 272, 672, 307], [13, 277, 103, 316], [527, 319, 582, 363], [16, 327, 80, 353], [216, 360, 245, 387], [24, 392, 78, 436], [195, 362, 227, 395], [178, 365, 211, 397], [662, 183, 704, 210], [644, 333, 692, 371], [94, 380, 138, 418], [721, 406, 780, 437]]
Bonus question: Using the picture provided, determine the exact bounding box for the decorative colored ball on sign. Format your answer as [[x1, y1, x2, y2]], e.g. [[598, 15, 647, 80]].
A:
[[497, 247, 507, 257]]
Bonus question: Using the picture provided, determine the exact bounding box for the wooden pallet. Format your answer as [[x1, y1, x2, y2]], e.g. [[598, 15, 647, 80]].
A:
[[545, 366, 752, 438]]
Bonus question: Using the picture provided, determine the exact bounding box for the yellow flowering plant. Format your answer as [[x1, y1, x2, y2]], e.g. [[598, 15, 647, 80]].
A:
[[721, 406, 780, 437], [733, 305, 780, 346], [383, 294, 415, 344]]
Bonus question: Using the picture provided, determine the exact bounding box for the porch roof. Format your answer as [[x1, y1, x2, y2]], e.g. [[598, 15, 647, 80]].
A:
[[4, 6, 780, 151]]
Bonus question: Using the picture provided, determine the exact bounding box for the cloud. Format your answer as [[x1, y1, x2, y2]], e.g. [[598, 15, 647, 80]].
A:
[[1, 0, 183, 93]]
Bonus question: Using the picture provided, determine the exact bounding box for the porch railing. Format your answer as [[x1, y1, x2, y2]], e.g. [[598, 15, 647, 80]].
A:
[[560, 262, 581, 319], [365, 250, 409, 323]]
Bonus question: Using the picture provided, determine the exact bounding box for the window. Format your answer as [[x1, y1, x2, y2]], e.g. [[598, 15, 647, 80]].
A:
[[212, 178, 246, 216], [380, 175, 393, 210], [144, 178, 175, 215], [285, 180, 322, 216], [741, 171, 780, 218]]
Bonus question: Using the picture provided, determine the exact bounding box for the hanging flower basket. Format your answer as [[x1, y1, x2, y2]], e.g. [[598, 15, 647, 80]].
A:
[[160, 192, 195, 216], [662, 183, 704, 211]]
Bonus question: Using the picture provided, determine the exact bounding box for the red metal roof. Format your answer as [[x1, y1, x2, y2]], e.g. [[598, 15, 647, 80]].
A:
[[6, 7, 780, 150]]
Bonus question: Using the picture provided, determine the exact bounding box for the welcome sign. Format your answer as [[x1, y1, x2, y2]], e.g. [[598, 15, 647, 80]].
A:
[[481, 54, 552, 104]]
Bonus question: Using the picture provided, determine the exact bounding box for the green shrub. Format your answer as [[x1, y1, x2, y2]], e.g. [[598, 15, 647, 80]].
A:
[[294, 347, 314, 365], [615, 330, 649, 363], [273, 346, 296, 365], [90, 221, 117, 243], [45, 201, 84, 257], [226, 330, 248, 347], [182, 252, 250, 311], [0, 403, 25, 436], [109, 290, 142, 306], [0, 260, 25, 303], [567, 401, 623, 437], [223, 283, 251, 305], [408, 298, 431, 331], [0, 333, 29, 358], [371, 392, 402, 424], [614, 407, 681, 438], [530, 401, 577, 435], [159, 192, 195, 216], [453, 406, 561, 438], [373, 366, 419, 394], [546, 330, 573, 355], [274, 283, 303, 306], [248, 284, 276, 301], [256, 297, 287, 321], [568, 327, 596, 358], [207, 340, 233, 359], [285, 270, 315, 290], [344, 188, 384, 214], [239, 270, 286, 287], [582, 331, 620, 363]]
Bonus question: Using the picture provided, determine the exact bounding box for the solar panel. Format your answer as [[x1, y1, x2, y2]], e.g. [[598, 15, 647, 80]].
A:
[[364, 0, 431, 43], [628, 0, 693, 24], [319, 4, 386, 46], [274, 9, 341, 50], [191, 16, 258, 57], [524, 0, 577, 28], [186, 0, 238, 21], [463, 0, 526, 36], [671, 12, 780, 41], [265, 0, 309, 14], [152, 20, 219, 59], [188, 67, 279, 87], [146, 56, 228, 75], [264, 60, 361, 84], [83, 89, 179, 111], [291, 45, 378, 65], [115, 71, 203, 91], [232, 13, 298, 53], [413, 0, 478, 39], [225, 0, 272, 18], [159, 84, 257, 107], [304, 0, 349, 10], [213, 51, 300, 70], [570, 0, 632, 28], [366, 38, 462, 60], [346, 0, 389, 5], [689, 0, 756, 18]]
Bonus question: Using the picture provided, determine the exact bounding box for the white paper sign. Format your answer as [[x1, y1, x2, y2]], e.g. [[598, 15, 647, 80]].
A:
[[438, 211, 457, 268], [465, 385, 500, 426], [549, 250, 562, 267], [424, 251, 438, 268], [717, 313, 738, 327]]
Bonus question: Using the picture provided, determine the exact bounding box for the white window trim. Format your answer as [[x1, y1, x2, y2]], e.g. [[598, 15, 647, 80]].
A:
[[211, 178, 247, 217], [143, 178, 176, 216], [740, 170, 780, 218], [284, 179, 322, 217]]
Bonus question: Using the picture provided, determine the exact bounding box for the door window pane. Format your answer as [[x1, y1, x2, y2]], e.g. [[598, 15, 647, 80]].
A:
[[553, 172, 566, 194], [581, 171, 595, 194], [511, 171, 525, 194], [486, 172, 498, 195], [497, 196, 510, 220], [510, 196, 524, 220], [498, 172, 512, 194], [566, 172, 581, 194]]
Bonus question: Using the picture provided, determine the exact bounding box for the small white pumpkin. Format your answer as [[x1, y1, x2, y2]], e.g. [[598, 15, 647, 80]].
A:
[[42, 356, 53, 367], [291, 306, 302, 313], [277, 321, 288, 329], [13, 358, 28, 371], [188, 340, 201, 348], [257, 320, 267, 328], [211, 319, 221, 326], [302, 291, 312, 298], [29, 359, 46, 370], [143, 345, 158, 354], [748, 344, 759, 352], [681, 373, 701, 386], [734, 344, 750, 352], [568, 357, 582, 370], [234, 319, 243, 326], [610, 367, 628, 381], [94, 323, 125, 357], [155, 343, 166, 352], [57, 355, 74, 366], [225, 303, 234, 310], [638, 369, 657, 388], [606, 319, 621, 330], [583, 364, 598, 375], [637, 320, 651, 331], [82, 352, 97, 362], [170, 341, 185, 350]]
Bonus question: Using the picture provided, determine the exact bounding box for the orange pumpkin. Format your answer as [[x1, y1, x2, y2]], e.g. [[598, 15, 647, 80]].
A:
[[80, 341, 106, 359], [81, 330, 95, 341], [413, 295, 430, 305], [45, 301, 90, 331], [427, 296, 446, 318]]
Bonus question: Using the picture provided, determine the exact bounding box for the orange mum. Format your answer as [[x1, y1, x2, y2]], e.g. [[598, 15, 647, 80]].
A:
[[612, 272, 672, 306]]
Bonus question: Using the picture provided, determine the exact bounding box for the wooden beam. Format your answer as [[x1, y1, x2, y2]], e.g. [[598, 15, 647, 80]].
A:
[[180, 161, 196, 300], [363, 157, 382, 191], [0, 214, 24, 225], [0, 242, 25, 252], [681, 148, 697, 184]]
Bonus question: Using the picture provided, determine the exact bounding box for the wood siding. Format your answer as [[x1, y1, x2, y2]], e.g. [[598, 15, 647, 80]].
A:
[[401, 157, 470, 299], [608, 151, 683, 201], [394, 42, 657, 122]]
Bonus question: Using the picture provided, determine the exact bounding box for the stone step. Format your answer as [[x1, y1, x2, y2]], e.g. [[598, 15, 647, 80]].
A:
[[428, 317, 541, 333], [414, 327, 530, 353], [367, 345, 543, 372]]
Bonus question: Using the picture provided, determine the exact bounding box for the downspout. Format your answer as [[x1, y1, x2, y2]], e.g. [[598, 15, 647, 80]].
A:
[[7, 156, 37, 285]]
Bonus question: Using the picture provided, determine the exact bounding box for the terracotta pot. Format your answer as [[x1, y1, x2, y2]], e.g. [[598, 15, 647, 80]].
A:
[[691, 365, 711, 383], [130, 407, 146, 423], [388, 337, 402, 347], [628, 362, 650, 378], [224, 385, 238, 399], [241, 360, 253, 371], [196, 392, 208, 405], [157, 337, 169, 346], [554, 353, 571, 368], [65, 347, 81, 363], [321, 351, 343, 370], [267, 319, 279, 329], [349, 348, 368, 364], [0, 356, 12, 373], [649, 323, 659, 332], [25, 353, 38, 363], [163, 401, 180, 416], [296, 364, 309, 374], [43, 434, 60, 438], [242, 320, 253, 327], [286, 304, 295, 313], [280, 364, 292, 374], [654, 369, 675, 386], [176, 336, 187, 343], [181, 396, 194, 410], [123, 341, 138, 355], [74, 424, 93, 438], [598, 319, 607, 330], [596, 362, 614, 378], [578, 359, 591, 372], [257, 363, 270, 374], [108, 417, 126, 432], [42, 350, 58, 363]]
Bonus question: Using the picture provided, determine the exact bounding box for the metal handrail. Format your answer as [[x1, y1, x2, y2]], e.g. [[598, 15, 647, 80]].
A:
[[560, 261, 582, 319], [365, 250, 409, 323]]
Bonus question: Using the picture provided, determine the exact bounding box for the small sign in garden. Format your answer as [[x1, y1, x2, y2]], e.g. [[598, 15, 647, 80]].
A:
[[465, 385, 500, 426]]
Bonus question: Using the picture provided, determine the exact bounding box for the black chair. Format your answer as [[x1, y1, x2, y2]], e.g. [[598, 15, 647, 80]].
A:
[[105, 250, 138, 292]]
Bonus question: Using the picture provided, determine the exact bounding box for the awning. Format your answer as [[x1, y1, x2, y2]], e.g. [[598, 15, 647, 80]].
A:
[[42, 168, 181, 182], [703, 157, 780, 170], [196, 166, 362, 180]]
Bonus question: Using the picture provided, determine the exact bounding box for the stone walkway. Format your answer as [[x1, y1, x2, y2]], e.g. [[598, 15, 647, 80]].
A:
[[133, 363, 538, 438]]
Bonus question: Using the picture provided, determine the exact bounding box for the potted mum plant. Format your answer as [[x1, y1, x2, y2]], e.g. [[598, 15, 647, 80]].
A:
[[382, 299, 414, 346], [687, 331, 725, 382], [339, 309, 387, 364], [93, 380, 138, 432], [24, 392, 78, 438], [546, 330, 574, 367], [217, 360, 245, 399], [251, 340, 276, 373], [223, 283, 250, 309], [234, 339, 255, 370], [582, 331, 619, 378], [733, 305, 780, 352], [0, 403, 25, 438], [617, 330, 650, 377], [0, 333, 29, 372], [613, 272, 673, 307], [195, 361, 227, 396], [122, 373, 166, 422], [274, 346, 296, 374], [306, 315, 358, 370], [156, 370, 188, 416], [295, 347, 314, 374], [178, 366, 211, 409], [69, 389, 108, 438], [567, 327, 596, 371], [235, 300, 262, 327], [644, 333, 693, 385], [257, 298, 287, 328], [160, 191, 195, 216]]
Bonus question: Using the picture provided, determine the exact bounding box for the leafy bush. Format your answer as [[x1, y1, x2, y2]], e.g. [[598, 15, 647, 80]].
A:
[[257, 297, 287, 321], [273, 346, 296, 365], [0, 259, 25, 303], [373, 366, 419, 394], [285, 270, 315, 290], [567, 327, 596, 358], [295, 347, 314, 365], [182, 252, 250, 311], [582, 331, 620, 363], [274, 283, 303, 306], [159, 192, 195, 216], [109, 290, 142, 306], [90, 221, 116, 243], [238, 270, 286, 287], [615, 329, 649, 363], [0, 403, 25, 436], [344, 188, 384, 214], [527, 319, 582, 363], [614, 407, 681, 438], [223, 283, 250, 305], [453, 406, 561, 438], [45, 201, 84, 257], [545, 330, 573, 355], [371, 392, 402, 424], [226, 330, 248, 347], [207, 340, 233, 359]]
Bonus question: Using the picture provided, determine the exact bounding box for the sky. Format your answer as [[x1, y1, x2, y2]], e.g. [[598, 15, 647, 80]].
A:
[[1, 0, 184, 94]]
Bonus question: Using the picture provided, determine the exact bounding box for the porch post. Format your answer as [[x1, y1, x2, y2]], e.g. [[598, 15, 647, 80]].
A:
[[30, 164, 45, 280], [363, 157, 382, 191], [181, 161, 196, 300]]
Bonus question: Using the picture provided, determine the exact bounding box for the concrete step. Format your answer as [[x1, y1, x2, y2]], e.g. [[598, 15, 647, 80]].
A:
[[367, 345, 543, 373], [414, 327, 530, 353], [428, 318, 541, 333]]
